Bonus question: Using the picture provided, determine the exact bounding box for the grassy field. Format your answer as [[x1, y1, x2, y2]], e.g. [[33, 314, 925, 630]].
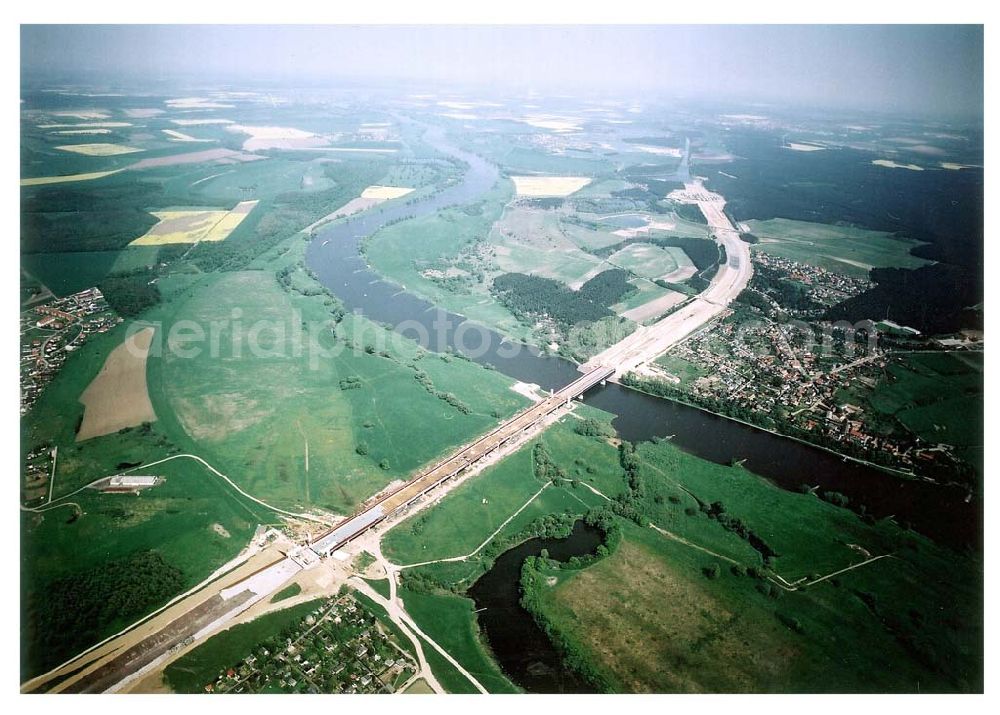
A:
[[494, 241, 608, 289], [397, 588, 518, 693], [745, 218, 933, 278], [633, 438, 900, 577], [606, 242, 693, 281], [561, 222, 628, 251], [488, 206, 613, 288], [575, 210, 711, 241], [653, 353, 708, 385], [382, 401, 981, 693], [611, 279, 674, 313], [164, 600, 323, 693], [270, 583, 303, 603], [382, 406, 623, 568], [867, 352, 984, 449], [154, 261, 528, 514], [523, 435, 982, 693], [362, 578, 391, 600], [404, 678, 434, 694]]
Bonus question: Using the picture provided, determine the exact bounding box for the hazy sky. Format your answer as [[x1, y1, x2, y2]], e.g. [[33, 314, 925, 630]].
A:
[[21, 25, 984, 117]]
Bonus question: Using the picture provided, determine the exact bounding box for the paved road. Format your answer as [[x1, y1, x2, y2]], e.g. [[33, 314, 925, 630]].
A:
[[580, 180, 753, 376], [309, 364, 615, 557]]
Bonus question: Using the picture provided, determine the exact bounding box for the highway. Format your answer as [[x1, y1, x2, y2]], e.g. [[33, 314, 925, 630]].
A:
[[579, 180, 753, 377], [308, 363, 616, 557]]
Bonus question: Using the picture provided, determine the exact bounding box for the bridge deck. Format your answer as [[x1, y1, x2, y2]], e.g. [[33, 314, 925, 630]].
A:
[[310, 364, 614, 556]]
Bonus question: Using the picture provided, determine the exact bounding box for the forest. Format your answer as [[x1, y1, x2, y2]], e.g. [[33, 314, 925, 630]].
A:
[[23, 549, 185, 675], [490, 269, 634, 329]]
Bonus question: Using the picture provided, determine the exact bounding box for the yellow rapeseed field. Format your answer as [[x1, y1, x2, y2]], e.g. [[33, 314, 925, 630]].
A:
[[130, 200, 259, 245]]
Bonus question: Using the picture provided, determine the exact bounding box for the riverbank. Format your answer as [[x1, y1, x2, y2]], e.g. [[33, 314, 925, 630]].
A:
[[509, 437, 983, 693], [304, 121, 978, 552], [618, 374, 923, 483]]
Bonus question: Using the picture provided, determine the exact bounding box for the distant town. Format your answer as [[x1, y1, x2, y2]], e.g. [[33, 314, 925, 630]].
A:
[[20, 284, 122, 415]]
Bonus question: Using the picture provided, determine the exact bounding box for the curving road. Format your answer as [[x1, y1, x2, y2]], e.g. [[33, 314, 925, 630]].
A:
[[580, 179, 753, 377]]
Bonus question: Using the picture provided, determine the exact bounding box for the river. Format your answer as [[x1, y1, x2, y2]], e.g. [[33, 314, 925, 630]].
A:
[[466, 520, 603, 693], [304, 126, 979, 551]]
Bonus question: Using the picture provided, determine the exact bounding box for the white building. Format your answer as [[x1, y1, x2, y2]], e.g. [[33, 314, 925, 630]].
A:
[[109, 475, 158, 488]]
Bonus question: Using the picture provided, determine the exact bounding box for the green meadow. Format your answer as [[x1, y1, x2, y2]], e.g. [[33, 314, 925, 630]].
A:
[[383, 405, 981, 693], [745, 217, 933, 278], [397, 588, 519, 693], [516, 432, 983, 693], [382, 406, 623, 568]]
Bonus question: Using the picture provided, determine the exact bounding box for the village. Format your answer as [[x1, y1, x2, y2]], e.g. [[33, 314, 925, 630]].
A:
[[19, 286, 122, 416], [206, 593, 417, 695], [646, 252, 974, 477], [746, 250, 875, 313]]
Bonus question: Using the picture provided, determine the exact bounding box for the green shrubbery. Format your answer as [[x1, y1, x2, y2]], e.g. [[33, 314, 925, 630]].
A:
[[25, 550, 184, 674]]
